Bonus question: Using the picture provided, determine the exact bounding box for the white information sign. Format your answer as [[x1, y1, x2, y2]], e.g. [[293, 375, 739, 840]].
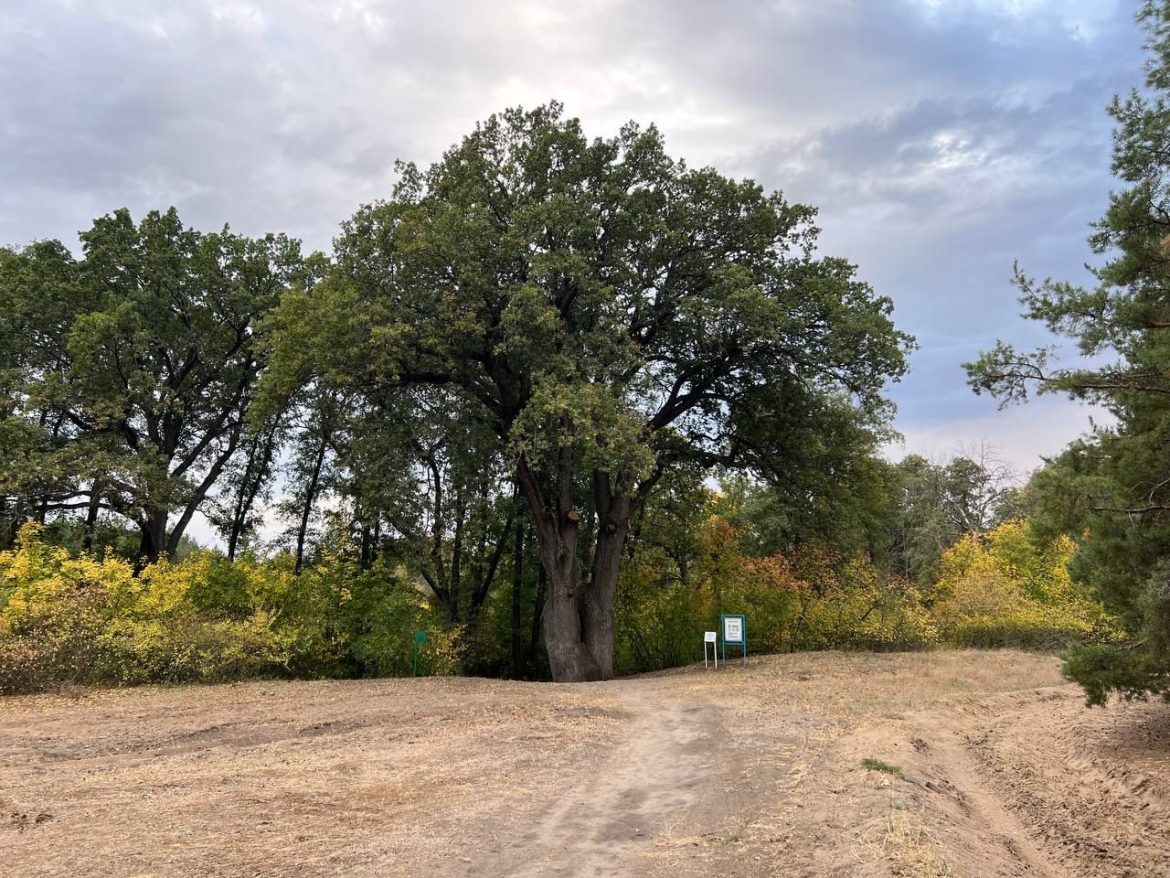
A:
[[723, 616, 744, 643], [703, 631, 718, 668]]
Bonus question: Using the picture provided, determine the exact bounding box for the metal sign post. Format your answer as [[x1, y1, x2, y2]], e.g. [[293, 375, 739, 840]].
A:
[[704, 631, 718, 668], [721, 614, 747, 667]]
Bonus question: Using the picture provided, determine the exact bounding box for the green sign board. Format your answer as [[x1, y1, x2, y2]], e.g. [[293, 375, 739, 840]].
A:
[[721, 613, 747, 667]]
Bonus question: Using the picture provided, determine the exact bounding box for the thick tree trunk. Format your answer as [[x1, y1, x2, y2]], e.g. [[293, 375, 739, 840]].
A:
[[517, 456, 597, 681], [582, 517, 630, 679], [135, 508, 168, 572], [537, 514, 601, 681], [515, 457, 634, 682], [583, 474, 632, 680]]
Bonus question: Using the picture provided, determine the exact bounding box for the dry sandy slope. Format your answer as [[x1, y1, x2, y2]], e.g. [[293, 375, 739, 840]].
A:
[[2, 650, 1168, 877]]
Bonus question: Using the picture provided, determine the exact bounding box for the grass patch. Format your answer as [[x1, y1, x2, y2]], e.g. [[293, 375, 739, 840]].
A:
[[880, 812, 955, 877], [861, 757, 902, 776]]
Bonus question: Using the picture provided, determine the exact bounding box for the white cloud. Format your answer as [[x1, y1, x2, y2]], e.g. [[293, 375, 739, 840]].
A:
[[887, 396, 1114, 476]]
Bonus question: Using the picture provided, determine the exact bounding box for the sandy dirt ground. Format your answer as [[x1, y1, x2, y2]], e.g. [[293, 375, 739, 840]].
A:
[[3, 650, 1169, 877]]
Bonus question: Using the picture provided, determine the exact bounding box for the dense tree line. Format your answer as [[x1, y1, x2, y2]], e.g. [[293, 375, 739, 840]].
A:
[[2, 105, 915, 682], [3, 461, 1107, 695], [0, 209, 308, 564]]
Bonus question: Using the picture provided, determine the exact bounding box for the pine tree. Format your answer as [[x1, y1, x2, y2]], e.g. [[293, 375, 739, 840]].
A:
[[967, 1, 1170, 704]]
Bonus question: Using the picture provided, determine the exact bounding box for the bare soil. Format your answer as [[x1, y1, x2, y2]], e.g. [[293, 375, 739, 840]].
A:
[[3, 650, 1168, 877]]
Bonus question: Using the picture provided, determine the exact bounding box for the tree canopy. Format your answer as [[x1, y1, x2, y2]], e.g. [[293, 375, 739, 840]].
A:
[[0, 208, 305, 563], [265, 103, 911, 680]]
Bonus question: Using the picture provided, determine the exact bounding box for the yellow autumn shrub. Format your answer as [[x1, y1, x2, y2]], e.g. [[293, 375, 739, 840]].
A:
[[615, 516, 939, 674], [0, 524, 454, 694], [932, 519, 1117, 648]]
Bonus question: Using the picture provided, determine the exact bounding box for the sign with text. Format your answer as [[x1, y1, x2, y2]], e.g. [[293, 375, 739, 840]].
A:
[[721, 613, 748, 667], [723, 615, 744, 643], [703, 631, 718, 668]]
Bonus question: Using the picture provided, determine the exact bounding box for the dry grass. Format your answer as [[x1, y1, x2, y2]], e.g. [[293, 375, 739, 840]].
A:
[[877, 811, 956, 878], [6, 650, 1163, 878]]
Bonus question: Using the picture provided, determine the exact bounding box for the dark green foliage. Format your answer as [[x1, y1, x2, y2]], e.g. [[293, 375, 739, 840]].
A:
[[715, 447, 898, 565], [263, 103, 911, 681], [1061, 643, 1170, 707], [0, 208, 306, 563]]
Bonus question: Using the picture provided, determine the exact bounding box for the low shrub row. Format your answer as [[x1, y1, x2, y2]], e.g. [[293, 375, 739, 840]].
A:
[[613, 518, 1118, 674], [0, 518, 1118, 693], [0, 525, 457, 694]]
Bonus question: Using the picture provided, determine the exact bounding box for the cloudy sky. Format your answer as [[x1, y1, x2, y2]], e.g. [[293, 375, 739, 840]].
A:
[[0, 0, 1145, 476]]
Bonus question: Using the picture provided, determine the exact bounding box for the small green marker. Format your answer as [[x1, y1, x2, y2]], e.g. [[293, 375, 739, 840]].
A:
[[412, 630, 428, 677]]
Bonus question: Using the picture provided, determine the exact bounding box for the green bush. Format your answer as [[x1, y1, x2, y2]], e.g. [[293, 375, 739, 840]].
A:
[[614, 518, 939, 675]]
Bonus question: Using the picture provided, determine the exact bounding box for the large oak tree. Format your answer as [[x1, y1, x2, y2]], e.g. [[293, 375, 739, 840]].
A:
[[268, 104, 910, 681]]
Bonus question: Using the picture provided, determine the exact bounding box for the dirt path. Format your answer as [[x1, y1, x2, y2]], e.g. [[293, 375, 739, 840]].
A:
[[3, 651, 1169, 877], [480, 692, 726, 877]]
